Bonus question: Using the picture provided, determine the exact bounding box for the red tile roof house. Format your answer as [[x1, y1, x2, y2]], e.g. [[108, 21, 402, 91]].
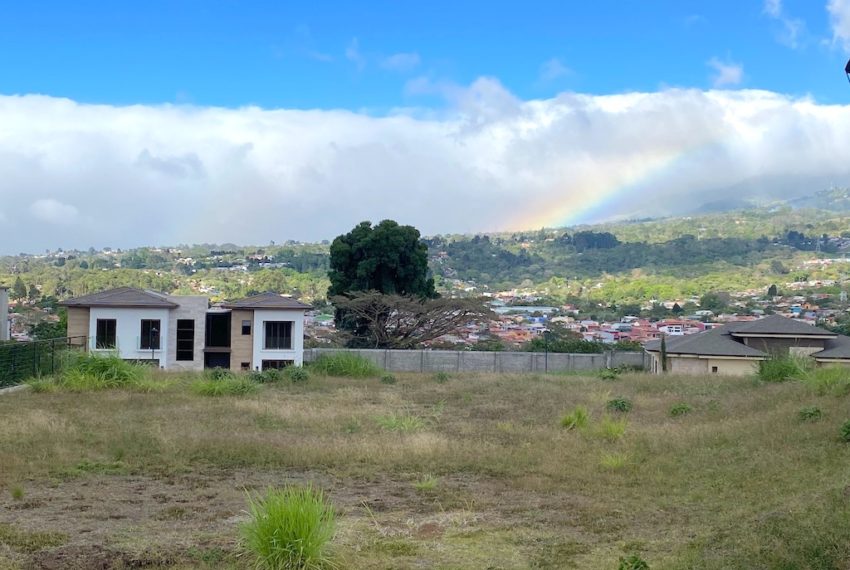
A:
[[59, 287, 310, 371], [644, 315, 850, 376]]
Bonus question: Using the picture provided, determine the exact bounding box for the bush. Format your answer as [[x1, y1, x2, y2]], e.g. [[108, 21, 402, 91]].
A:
[[669, 403, 692, 417], [285, 367, 310, 383], [841, 420, 850, 442], [433, 371, 450, 383], [758, 354, 807, 383], [380, 373, 397, 385], [798, 406, 823, 422], [38, 354, 147, 392], [205, 367, 235, 381], [192, 377, 258, 397], [309, 353, 381, 378], [799, 366, 850, 396], [560, 405, 589, 431], [241, 485, 336, 570], [606, 397, 633, 413], [252, 369, 285, 384], [619, 554, 650, 570], [599, 368, 620, 381]]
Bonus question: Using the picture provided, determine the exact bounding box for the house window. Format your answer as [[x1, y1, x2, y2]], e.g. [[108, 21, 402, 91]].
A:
[[140, 319, 161, 350], [711, 366, 719, 374], [242, 320, 251, 335], [264, 321, 293, 350], [95, 319, 116, 349], [176, 319, 194, 361], [262, 359, 294, 370], [241, 362, 250, 370]]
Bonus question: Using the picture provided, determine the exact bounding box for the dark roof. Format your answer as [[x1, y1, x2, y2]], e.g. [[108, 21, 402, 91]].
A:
[[222, 292, 312, 310], [645, 326, 767, 358], [812, 335, 850, 360], [725, 314, 836, 338], [59, 287, 178, 308]]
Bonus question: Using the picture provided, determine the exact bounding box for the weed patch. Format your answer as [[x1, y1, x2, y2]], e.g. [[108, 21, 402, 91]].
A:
[[560, 405, 589, 431], [0, 523, 67, 553], [191, 377, 258, 397], [797, 406, 822, 422], [606, 397, 633, 413], [309, 353, 381, 378], [374, 413, 425, 433], [669, 403, 692, 417]]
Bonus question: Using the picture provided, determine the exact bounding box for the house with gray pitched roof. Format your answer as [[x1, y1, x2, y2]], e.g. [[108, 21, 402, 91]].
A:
[[645, 314, 850, 375], [59, 288, 310, 371]]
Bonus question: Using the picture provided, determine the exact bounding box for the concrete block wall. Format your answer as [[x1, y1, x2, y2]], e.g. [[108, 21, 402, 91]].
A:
[[304, 348, 648, 374]]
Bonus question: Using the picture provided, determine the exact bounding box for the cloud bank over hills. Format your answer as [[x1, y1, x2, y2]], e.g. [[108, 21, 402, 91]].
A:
[[2, 81, 850, 253]]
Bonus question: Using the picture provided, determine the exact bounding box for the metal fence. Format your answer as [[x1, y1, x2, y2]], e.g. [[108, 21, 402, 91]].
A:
[[0, 336, 88, 388]]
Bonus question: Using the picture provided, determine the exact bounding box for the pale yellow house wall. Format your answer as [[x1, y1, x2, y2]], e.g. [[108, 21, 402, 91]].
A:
[[706, 358, 758, 376], [669, 357, 708, 375]]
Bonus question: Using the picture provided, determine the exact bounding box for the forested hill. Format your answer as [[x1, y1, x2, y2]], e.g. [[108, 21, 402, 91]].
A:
[[4, 198, 850, 306]]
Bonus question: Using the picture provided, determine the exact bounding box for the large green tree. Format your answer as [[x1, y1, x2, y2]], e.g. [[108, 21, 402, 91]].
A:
[[328, 220, 435, 298]]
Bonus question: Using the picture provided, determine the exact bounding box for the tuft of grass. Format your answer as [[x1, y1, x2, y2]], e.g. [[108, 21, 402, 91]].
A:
[[252, 369, 285, 384], [669, 403, 692, 417], [36, 354, 147, 392], [560, 405, 589, 431], [606, 397, 633, 413], [841, 420, 850, 443], [309, 353, 381, 378], [600, 452, 629, 471], [758, 354, 807, 383], [380, 373, 397, 385], [413, 474, 439, 492], [205, 367, 235, 381], [619, 553, 650, 570], [191, 377, 258, 397], [0, 522, 68, 553], [797, 406, 823, 422], [374, 413, 425, 433], [595, 415, 627, 442], [26, 378, 57, 393], [433, 371, 450, 383], [286, 367, 310, 383], [241, 485, 336, 570], [799, 365, 850, 396], [599, 368, 620, 381], [10, 485, 24, 500]]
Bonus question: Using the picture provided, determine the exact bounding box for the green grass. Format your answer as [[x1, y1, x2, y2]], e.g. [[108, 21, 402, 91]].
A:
[[600, 452, 629, 471], [560, 405, 589, 430], [669, 402, 693, 417], [797, 406, 823, 422], [241, 485, 336, 570], [373, 412, 425, 432], [758, 354, 807, 383], [28, 353, 147, 392], [594, 415, 627, 442], [191, 376, 258, 397], [606, 397, 633, 413], [799, 365, 850, 396], [308, 353, 382, 378], [0, 522, 67, 553], [413, 474, 439, 492]]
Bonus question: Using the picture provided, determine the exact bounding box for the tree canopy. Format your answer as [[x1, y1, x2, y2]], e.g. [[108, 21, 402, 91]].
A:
[[328, 220, 435, 298]]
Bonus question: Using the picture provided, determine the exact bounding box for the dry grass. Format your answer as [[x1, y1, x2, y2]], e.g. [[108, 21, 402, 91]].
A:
[[0, 371, 849, 568]]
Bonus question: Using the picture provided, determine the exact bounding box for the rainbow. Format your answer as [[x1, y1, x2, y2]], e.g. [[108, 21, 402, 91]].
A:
[[512, 140, 721, 230]]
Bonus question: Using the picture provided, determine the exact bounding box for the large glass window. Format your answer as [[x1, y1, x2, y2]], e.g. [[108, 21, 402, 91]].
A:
[[96, 319, 116, 349], [176, 319, 194, 361], [264, 321, 293, 350], [140, 319, 161, 350]]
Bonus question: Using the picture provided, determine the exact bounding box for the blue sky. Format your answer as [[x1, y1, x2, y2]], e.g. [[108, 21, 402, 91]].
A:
[[3, 1, 850, 253], [0, 1, 847, 110]]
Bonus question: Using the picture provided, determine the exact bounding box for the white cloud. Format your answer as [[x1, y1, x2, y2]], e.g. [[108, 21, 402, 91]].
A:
[[381, 52, 420, 72], [3, 87, 850, 253], [828, 0, 850, 51], [763, 0, 805, 48], [539, 58, 571, 82], [707, 57, 744, 87], [345, 37, 366, 70], [30, 199, 79, 225]]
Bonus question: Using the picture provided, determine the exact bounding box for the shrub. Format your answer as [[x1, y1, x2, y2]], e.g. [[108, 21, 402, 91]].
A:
[[799, 366, 850, 396], [380, 373, 397, 385], [606, 397, 633, 413], [413, 474, 439, 492], [192, 377, 258, 397], [205, 367, 235, 381], [798, 406, 823, 422], [309, 353, 381, 378], [241, 485, 336, 570], [599, 368, 620, 381], [433, 371, 450, 383], [374, 413, 425, 432], [841, 420, 850, 442], [252, 369, 285, 384], [758, 354, 806, 383], [619, 554, 650, 570], [43, 354, 147, 392], [560, 405, 589, 431], [669, 403, 692, 417], [285, 367, 310, 383], [596, 415, 627, 442]]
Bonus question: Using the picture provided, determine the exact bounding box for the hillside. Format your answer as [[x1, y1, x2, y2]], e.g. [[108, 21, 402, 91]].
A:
[[3, 191, 850, 310]]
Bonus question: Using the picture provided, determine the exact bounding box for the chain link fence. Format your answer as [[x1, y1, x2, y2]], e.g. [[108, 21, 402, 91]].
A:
[[0, 336, 88, 388]]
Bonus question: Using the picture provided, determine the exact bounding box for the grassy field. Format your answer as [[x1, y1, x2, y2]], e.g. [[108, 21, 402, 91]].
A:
[[1, 366, 850, 569]]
